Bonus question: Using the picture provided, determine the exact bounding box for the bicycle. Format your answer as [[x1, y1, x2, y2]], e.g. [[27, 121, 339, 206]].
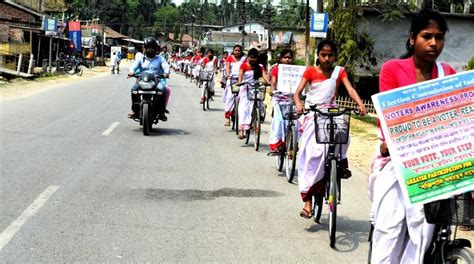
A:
[[200, 70, 214, 111], [305, 105, 353, 248], [423, 192, 473, 263], [227, 75, 240, 132], [236, 80, 267, 151], [270, 91, 299, 182]]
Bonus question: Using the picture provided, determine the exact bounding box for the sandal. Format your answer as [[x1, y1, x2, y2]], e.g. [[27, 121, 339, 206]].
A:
[[299, 208, 313, 219]]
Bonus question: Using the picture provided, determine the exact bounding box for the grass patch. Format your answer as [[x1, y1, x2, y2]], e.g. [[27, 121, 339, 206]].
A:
[[353, 114, 378, 126]]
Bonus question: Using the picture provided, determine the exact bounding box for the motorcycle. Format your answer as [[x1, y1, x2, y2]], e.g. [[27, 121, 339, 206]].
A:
[[65, 58, 90, 76], [130, 71, 167, 135]]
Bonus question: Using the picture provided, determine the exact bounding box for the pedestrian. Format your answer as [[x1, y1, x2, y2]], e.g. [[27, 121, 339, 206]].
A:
[[293, 39, 367, 219], [111, 51, 121, 74], [368, 9, 456, 264]]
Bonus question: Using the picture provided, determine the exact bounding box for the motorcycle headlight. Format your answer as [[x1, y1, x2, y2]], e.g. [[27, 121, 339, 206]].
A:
[[138, 80, 156, 90]]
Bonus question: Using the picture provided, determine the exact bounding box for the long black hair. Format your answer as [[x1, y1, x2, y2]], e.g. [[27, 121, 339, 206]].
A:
[[247, 48, 262, 80], [401, 8, 449, 59]]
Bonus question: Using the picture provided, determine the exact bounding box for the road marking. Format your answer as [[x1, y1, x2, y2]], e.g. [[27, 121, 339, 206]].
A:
[[0, 186, 59, 251], [102, 122, 120, 136]]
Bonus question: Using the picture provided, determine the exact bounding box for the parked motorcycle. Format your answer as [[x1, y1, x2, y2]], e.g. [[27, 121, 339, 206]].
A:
[[130, 71, 167, 135], [65, 58, 90, 76]]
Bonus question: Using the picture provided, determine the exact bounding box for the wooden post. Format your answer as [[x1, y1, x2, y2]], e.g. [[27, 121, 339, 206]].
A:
[[37, 35, 41, 67], [17, 53, 23, 74], [305, 0, 310, 65], [28, 54, 34, 74]]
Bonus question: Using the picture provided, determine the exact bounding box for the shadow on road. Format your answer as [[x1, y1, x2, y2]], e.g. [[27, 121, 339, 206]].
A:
[[132, 188, 285, 201], [145, 127, 191, 137], [304, 216, 370, 253]]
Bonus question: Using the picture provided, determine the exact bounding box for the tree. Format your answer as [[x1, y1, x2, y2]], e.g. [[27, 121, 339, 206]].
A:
[[327, 0, 377, 75]]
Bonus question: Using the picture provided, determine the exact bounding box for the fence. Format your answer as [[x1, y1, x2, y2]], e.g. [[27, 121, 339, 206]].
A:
[[0, 48, 35, 77], [336, 96, 376, 114]]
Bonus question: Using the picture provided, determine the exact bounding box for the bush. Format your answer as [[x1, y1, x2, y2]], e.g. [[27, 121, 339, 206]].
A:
[[467, 57, 474, 70]]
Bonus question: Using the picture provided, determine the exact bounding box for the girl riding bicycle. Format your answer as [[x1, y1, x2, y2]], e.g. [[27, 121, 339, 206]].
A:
[[268, 49, 295, 153], [223, 45, 246, 126], [368, 9, 457, 263], [199, 49, 218, 104], [294, 40, 367, 219], [236, 48, 270, 139]]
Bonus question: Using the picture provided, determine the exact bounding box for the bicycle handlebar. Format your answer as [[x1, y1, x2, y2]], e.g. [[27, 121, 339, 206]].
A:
[[305, 105, 359, 116]]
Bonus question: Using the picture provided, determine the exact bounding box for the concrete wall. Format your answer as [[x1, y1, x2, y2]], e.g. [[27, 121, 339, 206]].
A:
[[365, 13, 474, 72]]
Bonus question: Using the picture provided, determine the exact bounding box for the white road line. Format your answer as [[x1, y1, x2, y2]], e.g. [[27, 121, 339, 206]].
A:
[[102, 122, 120, 136], [0, 186, 59, 251]]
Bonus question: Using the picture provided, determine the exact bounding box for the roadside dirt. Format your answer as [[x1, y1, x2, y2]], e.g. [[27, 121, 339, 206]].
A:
[[0, 60, 135, 100]]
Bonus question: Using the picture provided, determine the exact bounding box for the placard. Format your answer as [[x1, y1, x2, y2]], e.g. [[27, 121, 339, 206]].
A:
[[372, 70, 474, 205], [276, 64, 306, 94]]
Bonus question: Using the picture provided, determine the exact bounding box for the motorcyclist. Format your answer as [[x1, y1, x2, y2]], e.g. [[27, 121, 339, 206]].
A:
[[127, 37, 170, 121]]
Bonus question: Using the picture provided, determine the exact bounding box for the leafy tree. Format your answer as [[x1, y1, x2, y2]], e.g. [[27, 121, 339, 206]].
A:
[[327, 0, 377, 75]]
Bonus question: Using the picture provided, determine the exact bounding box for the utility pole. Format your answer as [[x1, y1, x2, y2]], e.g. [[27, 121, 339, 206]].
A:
[[241, 0, 246, 49], [305, 0, 310, 65]]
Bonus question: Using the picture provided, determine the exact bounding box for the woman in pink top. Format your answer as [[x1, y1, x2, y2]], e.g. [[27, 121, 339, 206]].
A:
[[368, 9, 456, 264]]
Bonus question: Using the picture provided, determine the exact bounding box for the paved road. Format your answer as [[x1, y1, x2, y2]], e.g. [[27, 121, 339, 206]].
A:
[[0, 68, 372, 262]]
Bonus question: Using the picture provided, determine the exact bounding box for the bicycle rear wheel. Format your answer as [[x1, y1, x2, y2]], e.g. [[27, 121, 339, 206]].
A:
[[328, 158, 338, 248], [252, 107, 261, 151]]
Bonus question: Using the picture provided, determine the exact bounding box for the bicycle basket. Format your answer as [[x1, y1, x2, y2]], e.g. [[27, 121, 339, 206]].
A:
[[314, 111, 351, 144], [278, 100, 296, 120], [199, 71, 214, 81], [424, 192, 474, 226], [247, 85, 266, 101]]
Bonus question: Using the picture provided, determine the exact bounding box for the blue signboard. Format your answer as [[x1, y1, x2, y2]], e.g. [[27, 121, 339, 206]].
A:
[[44, 18, 58, 35], [310, 13, 328, 38]]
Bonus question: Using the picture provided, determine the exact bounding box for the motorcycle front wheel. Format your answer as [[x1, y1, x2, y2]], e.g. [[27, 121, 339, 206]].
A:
[[142, 103, 151, 136]]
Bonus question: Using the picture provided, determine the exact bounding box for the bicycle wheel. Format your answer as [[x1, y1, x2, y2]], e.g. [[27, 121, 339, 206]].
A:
[[202, 86, 207, 111], [312, 195, 323, 223], [276, 144, 284, 172], [206, 85, 211, 110], [234, 98, 239, 135], [291, 124, 298, 179], [285, 127, 295, 182], [328, 158, 338, 248], [252, 107, 261, 151], [447, 247, 473, 263]]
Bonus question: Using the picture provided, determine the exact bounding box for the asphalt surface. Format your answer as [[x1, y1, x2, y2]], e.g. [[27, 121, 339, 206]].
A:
[[0, 67, 373, 262]]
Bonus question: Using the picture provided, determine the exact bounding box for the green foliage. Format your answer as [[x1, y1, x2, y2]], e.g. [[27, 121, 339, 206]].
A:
[[353, 114, 378, 127], [327, 0, 377, 76], [468, 57, 474, 70]]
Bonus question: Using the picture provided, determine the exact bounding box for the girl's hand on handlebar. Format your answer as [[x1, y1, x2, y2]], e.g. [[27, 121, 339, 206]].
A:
[[358, 104, 367, 116], [296, 101, 304, 115]]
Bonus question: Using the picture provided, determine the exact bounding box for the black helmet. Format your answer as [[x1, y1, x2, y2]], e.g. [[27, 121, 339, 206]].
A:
[[144, 37, 159, 50]]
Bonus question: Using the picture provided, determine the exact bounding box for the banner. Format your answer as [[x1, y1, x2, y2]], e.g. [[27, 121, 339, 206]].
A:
[[372, 70, 474, 205], [68, 21, 82, 52], [276, 64, 306, 94]]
